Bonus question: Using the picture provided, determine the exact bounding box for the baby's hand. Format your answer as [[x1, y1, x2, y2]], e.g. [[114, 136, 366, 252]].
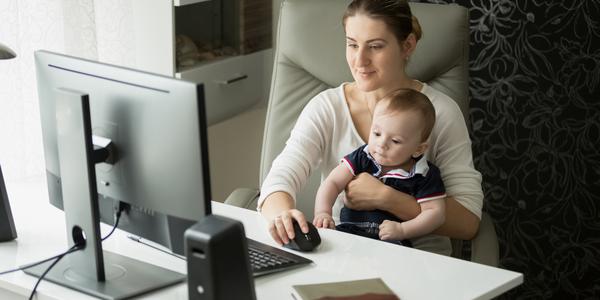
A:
[[379, 220, 405, 241], [313, 212, 336, 229]]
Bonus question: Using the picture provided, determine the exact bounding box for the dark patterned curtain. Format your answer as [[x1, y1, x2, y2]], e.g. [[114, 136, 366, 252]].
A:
[[415, 0, 600, 298]]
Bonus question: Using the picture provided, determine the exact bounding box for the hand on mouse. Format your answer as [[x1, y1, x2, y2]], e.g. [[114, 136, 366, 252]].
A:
[[313, 212, 335, 229], [267, 209, 309, 246]]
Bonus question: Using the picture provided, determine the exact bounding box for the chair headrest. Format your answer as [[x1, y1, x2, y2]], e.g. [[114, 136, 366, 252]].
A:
[[275, 0, 469, 115]]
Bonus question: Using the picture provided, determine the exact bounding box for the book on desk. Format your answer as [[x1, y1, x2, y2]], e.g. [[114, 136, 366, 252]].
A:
[[291, 278, 400, 300]]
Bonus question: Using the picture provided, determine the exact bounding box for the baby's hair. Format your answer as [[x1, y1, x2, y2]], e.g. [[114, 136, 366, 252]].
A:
[[376, 89, 436, 141]]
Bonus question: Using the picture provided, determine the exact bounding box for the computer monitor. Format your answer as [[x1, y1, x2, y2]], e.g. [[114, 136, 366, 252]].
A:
[[27, 50, 212, 299]]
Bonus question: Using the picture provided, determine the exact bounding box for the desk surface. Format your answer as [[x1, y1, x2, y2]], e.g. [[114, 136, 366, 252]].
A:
[[0, 176, 522, 299]]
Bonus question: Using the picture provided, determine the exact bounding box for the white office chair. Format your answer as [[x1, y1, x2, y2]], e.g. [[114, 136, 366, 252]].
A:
[[225, 0, 499, 267]]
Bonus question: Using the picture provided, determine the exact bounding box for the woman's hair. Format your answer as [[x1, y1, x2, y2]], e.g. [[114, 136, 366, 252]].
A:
[[342, 0, 422, 42], [377, 89, 435, 141]]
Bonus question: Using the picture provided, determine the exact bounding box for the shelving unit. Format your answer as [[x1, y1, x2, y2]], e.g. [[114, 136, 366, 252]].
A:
[[131, 0, 272, 125], [174, 0, 213, 6]]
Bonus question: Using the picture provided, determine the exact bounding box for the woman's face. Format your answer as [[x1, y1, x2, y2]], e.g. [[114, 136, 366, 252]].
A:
[[345, 14, 410, 93]]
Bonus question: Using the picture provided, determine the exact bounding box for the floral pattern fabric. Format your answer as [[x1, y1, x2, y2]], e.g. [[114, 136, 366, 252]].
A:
[[415, 0, 600, 298]]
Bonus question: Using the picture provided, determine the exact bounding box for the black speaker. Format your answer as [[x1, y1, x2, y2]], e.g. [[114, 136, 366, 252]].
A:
[[185, 214, 256, 300], [0, 164, 17, 242]]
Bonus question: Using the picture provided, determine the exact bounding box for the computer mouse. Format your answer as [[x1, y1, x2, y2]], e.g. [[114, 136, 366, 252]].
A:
[[284, 220, 321, 252]]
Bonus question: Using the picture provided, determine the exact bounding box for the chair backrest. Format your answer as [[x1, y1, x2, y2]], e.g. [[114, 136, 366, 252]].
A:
[[261, 0, 470, 218]]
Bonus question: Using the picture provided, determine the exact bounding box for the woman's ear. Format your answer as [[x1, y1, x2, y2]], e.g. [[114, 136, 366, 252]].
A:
[[403, 33, 417, 57]]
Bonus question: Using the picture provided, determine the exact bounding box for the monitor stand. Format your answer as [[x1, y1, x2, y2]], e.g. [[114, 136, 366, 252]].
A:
[[24, 89, 185, 300]]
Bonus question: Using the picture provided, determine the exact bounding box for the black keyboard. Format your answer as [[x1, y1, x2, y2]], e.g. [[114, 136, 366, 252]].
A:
[[247, 238, 312, 277]]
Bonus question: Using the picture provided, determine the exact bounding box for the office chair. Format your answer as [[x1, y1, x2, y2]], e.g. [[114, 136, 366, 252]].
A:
[[225, 0, 499, 267]]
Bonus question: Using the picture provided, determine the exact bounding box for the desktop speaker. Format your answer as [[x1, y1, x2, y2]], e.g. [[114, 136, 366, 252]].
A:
[[0, 164, 17, 242], [185, 214, 256, 300]]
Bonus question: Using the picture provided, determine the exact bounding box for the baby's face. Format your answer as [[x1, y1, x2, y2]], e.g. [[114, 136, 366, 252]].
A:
[[368, 107, 426, 169]]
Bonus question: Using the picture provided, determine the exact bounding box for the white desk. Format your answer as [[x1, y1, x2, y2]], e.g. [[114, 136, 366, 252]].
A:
[[0, 176, 522, 299]]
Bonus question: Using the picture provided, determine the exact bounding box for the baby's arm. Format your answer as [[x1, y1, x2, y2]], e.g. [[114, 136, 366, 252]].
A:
[[379, 198, 446, 240], [313, 164, 354, 229]]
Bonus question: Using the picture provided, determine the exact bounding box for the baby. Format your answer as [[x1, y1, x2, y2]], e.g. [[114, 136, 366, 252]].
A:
[[313, 89, 446, 246]]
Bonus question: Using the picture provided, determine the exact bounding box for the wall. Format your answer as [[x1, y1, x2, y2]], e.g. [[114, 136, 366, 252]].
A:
[[416, 0, 600, 298]]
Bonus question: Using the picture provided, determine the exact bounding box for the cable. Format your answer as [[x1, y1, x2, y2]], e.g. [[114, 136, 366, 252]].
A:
[[28, 244, 81, 300], [101, 201, 129, 241], [0, 246, 79, 276], [25, 208, 124, 299], [0, 210, 124, 277], [127, 235, 186, 260], [101, 207, 123, 241], [1, 202, 128, 299], [23, 207, 124, 299]]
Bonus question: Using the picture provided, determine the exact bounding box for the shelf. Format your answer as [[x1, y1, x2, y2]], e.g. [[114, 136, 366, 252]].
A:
[[175, 49, 272, 125], [174, 0, 212, 7]]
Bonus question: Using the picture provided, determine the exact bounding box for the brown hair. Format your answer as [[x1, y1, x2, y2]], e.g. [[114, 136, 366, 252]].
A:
[[342, 0, 422, 42], [376, 89, 435, 141]]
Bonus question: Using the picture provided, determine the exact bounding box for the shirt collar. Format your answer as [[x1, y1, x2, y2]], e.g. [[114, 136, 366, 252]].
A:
[[363, 145, 429, 178]]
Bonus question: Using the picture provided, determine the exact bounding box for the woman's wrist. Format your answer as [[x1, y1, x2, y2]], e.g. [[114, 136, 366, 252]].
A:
[[376, 184, 395, 210], [261, 191, 295, 220], [377, 186, 421, 221]]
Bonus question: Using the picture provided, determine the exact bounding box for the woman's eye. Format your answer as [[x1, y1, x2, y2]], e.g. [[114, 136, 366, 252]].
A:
[[347, 43, 358, 49], [369, 44, 383, 49], [392, 140, 400, 144]]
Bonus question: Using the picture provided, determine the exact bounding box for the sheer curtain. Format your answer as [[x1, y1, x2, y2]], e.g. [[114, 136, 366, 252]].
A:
[[0, 0, 135, 180]]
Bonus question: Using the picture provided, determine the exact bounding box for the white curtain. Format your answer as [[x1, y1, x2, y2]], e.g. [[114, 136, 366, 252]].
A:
[[0, 0, 135, 180]]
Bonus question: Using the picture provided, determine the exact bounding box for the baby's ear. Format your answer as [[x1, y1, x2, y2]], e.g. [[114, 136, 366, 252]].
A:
[[413, 142, 429, 158]]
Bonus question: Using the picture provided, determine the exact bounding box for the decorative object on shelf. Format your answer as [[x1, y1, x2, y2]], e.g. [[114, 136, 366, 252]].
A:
[[175, 34, 237, 69], [0, 43, 16, 60]]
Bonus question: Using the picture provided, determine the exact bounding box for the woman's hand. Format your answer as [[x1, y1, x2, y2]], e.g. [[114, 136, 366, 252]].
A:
[[344, 172, 389, 210], [344, 172, 421, 221], [313, 212, 336, 229], [267, 208, 309, 246]]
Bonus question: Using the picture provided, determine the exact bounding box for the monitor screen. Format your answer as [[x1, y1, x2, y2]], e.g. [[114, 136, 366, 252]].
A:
[[31, 50, 212, 298], [38, 51, 211, 255]]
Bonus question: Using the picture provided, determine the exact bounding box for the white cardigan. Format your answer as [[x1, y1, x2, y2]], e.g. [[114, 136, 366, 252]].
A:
[[258, 83, 483, 254]]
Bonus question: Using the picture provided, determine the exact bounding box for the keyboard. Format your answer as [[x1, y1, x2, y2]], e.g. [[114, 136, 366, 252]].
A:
[[127, 235, 311, 277], [247, 238, 312, 277]]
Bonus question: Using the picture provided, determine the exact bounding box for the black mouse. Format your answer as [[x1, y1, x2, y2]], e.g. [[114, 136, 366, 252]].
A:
[[284, 220, 321, 252]]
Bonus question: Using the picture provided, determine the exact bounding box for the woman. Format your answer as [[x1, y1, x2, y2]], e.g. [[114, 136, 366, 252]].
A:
[[258, 0, 483, 255]]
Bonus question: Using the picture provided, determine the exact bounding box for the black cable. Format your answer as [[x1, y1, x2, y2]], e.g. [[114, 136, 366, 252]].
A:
[[28, 244, 81, 300], [24, 208, 124, 299], [2, 204, 127, 300], [0, 211, 123, 277], [101, 209, 123, 241], [0, 245, 80, 276]]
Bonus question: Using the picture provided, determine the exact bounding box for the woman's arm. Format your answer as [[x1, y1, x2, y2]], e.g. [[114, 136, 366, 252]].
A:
[[258, 93, 337, 244], [433, 196, 479, 239], [345, 173, 480, 240], [344, 172, 421, 220]]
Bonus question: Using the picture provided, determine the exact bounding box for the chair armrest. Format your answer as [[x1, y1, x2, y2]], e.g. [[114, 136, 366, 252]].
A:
[[470, 212, 499, 267], [224, 188, 260, 210]]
